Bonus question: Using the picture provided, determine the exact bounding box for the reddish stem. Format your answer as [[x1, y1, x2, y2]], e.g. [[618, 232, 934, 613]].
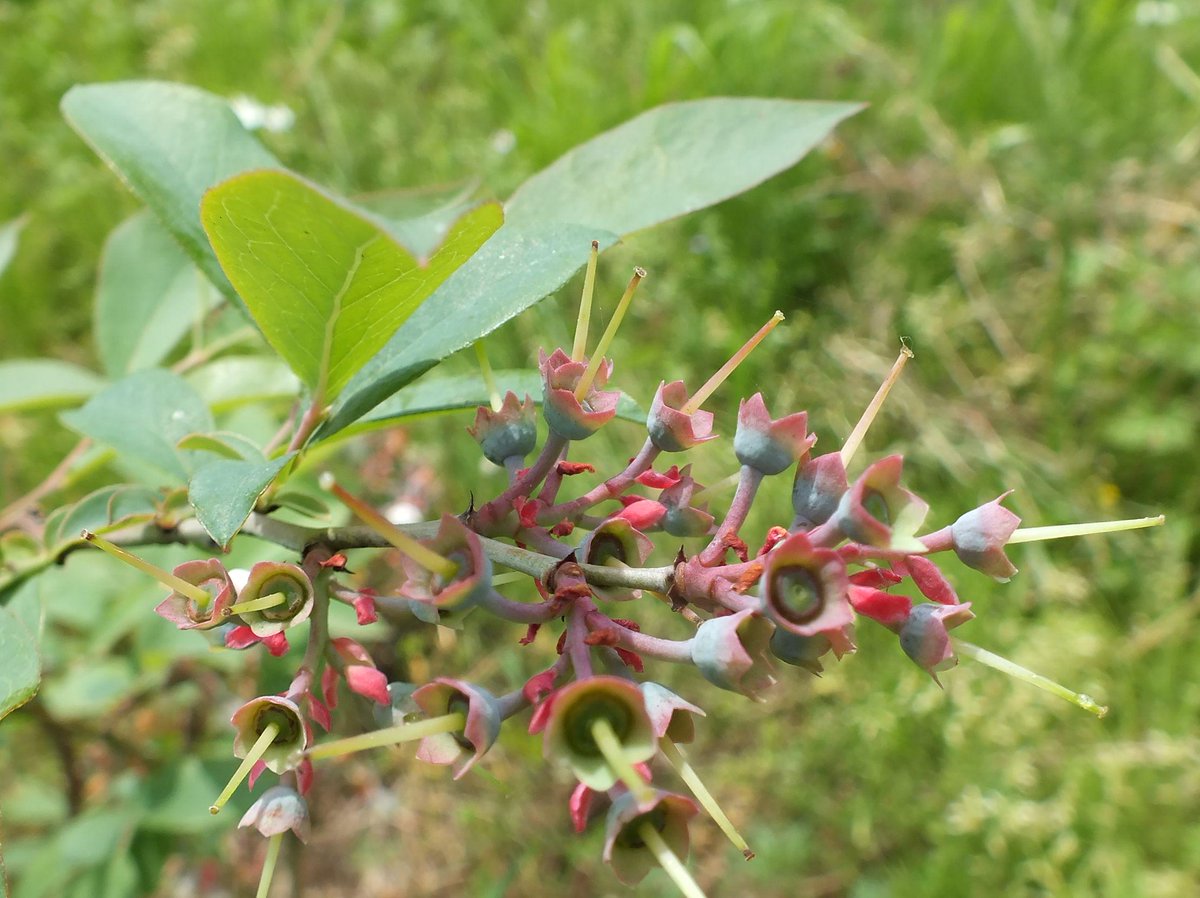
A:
[[698, 466, 764, 566]]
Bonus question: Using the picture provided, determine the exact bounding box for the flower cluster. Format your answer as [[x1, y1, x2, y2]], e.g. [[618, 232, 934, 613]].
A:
[[83, 250, 1158, 897]]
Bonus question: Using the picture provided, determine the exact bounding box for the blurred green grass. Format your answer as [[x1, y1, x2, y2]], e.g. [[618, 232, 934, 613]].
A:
[[2, 0, 1199, 895]]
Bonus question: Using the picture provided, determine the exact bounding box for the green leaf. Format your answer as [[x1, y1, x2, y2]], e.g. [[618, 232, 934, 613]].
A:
[[0, 605, 40, 721], [322, 223, 620, 436], [272, 490, 331, 520], [201, 169, 503, 400], [175, 431, 264, 461], [42, 485, 161, 552], [0, 360, 105, 413], [325, 98, 860, 436], [60, 369, 214, 482], [185, 356, 301, 410], [341, 369, 643, 439], [61, 81, 280, 301], [506, 98, 862, 232], [95, 211, 220, 376], [188, 453, 295, 547], [0, 215, 27, 280], [358, 186, 485, 258]]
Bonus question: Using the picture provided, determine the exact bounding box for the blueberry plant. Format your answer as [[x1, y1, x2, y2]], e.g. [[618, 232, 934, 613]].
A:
[[0, 82, 1164, 897]]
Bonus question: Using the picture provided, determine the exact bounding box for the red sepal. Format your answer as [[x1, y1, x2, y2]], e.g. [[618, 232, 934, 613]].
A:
[[570, 783, 593, 833], [850, 568, 903, 589], [556, 461, 596, 476], [262, 632, 289, 657], [224, 625, 259, 650], [345, 665, 390, 705], [637, 465, 682, 489], [523, 666, 560, 704]]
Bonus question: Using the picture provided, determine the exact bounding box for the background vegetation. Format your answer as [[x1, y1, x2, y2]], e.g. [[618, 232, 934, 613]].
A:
[[1, 0, 1197, 895]]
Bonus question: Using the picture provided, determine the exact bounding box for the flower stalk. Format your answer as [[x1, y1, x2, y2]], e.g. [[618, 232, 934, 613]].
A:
[[81, 530, 213, 605], [210, 722, 280, 815], [306, 712, 466, 761], [680, 311, 784, 416], [1007, 515, 1165, 544], [638, 822, 708, 898], [255, 832, 284, 898], [839, 343, 914, 468], [659, 737, 754, 859], [575, 267, 645, 400], [954, 639, 1107, 717], [592, 717, 654, 803]]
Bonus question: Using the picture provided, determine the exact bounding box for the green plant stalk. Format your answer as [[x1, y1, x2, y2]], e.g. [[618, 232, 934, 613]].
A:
[[307, 712, 465, 761], [210, 722, 280, 814], [256, 832, 284, 898], [591, 717, 653, 803], [955, 639, 1108, 718], [638, 822, 707, 898], [658, 737, 754, 859]]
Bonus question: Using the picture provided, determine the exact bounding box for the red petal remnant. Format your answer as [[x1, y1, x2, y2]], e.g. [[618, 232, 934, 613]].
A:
[[262, 632, 290, 657], [637, 465, 683, 489], [900, 555, 960, 605], [344, 666, 390, 705], [352, 591, 378, 625], [321, 666, 340, 709], [570, 783, 594, 833], [523, 666, 560, 704], [849, 587, 913, 631], [615, 499, 667, 530], [225, 625, 259, 650], [556, 461, 596, 476]]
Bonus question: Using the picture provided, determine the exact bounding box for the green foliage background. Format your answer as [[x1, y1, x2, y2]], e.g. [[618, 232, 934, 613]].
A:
[[1, 1, 1198, 896]]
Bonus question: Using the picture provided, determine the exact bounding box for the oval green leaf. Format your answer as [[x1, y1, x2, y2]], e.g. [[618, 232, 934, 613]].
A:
[[201, 170, 503, 401], [61, 81, 281, 302], [325, 97, 861, 437], [0, 360, 106, 413], [322, 222, 619, 436], [95, 211, 220, 376], [0, 606, 40, 722], [188, 453, 295, 547], [60, 369, 214, 482]]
